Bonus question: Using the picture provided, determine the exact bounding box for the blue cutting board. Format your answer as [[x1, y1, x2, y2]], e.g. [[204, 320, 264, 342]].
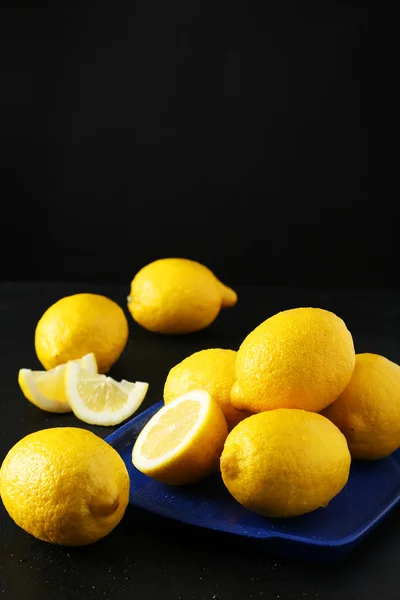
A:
[[105, 402, 400, 561]]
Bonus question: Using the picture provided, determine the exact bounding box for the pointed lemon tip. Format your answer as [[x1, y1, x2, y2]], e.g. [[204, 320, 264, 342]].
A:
[[230, 380, 245, 409], [220, 284, 238, 308]]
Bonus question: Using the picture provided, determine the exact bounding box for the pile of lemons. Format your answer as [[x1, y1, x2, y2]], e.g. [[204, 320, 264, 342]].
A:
[[1, 257, 400, 548], [133, 304, 400, 519]]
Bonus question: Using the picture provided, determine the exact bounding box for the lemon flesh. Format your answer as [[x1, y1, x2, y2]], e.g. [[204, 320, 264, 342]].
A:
[[132, 389, 228, 485], [18, 353, 98, 413], [66, 362, 148, 426]]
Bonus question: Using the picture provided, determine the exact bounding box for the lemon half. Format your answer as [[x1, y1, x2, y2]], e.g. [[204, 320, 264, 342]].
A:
[[132, 389, 228, 485]]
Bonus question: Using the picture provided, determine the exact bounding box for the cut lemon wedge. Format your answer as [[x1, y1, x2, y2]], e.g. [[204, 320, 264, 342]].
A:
[[65, 362, 149, 426], [132, 390, 228, 485], [18, 353, 98, 413]]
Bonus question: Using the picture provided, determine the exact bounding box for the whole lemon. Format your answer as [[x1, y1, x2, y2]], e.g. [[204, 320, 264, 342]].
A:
[[164, 349, 250, 430], [231, 307, 355, 414], [35, 293, 129, 373], [127, 258, 237, 334], [322, 353, 400, 460], [221, 409, 351, 518], [0, 428, 129, 546]]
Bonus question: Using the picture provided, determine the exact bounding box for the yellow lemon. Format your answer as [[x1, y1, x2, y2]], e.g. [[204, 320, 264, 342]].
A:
[[127, 258, 237, 334], [35, 293, 129, 373], [231, 307, 355, 414], [18, 352, 98, 413], [132, 390, 228, 485], [164, 349, 250, 430], [322, 353, 400, 460], [221, 409, 351, 518], [0, 428, 129, 546]]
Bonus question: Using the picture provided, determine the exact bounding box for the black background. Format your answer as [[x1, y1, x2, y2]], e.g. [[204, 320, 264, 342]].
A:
[[1, 0, 397, 288], [0, 3, 399, 599]]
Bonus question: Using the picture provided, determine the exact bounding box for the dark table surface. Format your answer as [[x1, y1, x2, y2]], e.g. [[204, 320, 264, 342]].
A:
[[1, 281, 400, 600]]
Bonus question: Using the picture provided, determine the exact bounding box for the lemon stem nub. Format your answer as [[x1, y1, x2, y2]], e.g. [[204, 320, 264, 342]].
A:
[[220, 284, 238, 308]]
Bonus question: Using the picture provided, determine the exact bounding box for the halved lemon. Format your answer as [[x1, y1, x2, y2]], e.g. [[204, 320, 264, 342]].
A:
[[18, 353, 98, 413], [132, 390, 228, 485], [65, 362, 149, 426]]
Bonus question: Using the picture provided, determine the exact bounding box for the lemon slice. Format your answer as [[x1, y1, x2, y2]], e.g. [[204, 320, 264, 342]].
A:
[[65, 362, 149, 426], [18, 353, 98, 413], [132, 390, 228, 485]]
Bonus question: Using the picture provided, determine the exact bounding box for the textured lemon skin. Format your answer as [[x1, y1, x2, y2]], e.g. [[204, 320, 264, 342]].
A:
[[231, 307, 355, 414], [127, 258, 237, 334], [35, 293, 129, 373], [132, 393, 228, 486], [0, 428, 129, 546], [164, 349, 250, 430], [322, 353, 400, 460], [221, 409, 351, 518]]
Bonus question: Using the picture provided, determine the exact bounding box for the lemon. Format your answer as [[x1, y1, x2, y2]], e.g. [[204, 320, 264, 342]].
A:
[[0, 428, 129, 546], [35, 293, 129, 373], [231, 307, 355, 414], [322, 353, 400, 460], [164, 349, 250, 430], [18, 353, 97, 413], [127, 258, 237, 334], [65, 362, 149, 426], [132, 390, 228, 485], [221, 409, 351, 518]]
